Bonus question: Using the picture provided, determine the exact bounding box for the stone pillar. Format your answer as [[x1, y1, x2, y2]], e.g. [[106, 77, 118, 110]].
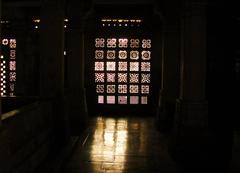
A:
[[66, 1, 88, 134], [157, 18, 180, 131], [169, 1, 209, 171], [40, 0, 68, 141], [0, 0, 2, 127]]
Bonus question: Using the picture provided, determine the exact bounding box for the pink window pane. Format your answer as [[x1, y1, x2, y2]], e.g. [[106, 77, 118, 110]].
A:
[[141, 62, 150, 72], [118, 96, 127, 104], [130, 62, 139, 71], [141, 51, 151, 60], [130, 96, 139, 104], [118, 38, 128, 48], [130, 73, 139, 83], [9, 61, 16, 71], [107, 85, 115, 93], [141, 96, 148, 104], [130, 51, 139, 60], [10, 50, 16, 59], [118, 73, 127, 83], [142, 39, 151, 48], [118, 85, 127, 93], [107, 50, 116, 59], [106, 62, 116, 71], [95, 50, 104, 59], [141, 85, 149, 94], [141, 74, 150, 83], [107, 73, 115, 82], [107, 96, 115, 104], [107, 38, 117, 48], [9, 72, 16, 82], [9, 39, 17, 48], [98, 95, 104, 104], [96, 85, 104, 93], [118, 62, 127, 71], [118, 50, 127, 59], [95, 73, 104, 82], [129, 85, 139, 93], [130, 39, 139, 48], [2, 39, 8, 45], [95, 38, 105, 48], [95, 62, 104, 71]]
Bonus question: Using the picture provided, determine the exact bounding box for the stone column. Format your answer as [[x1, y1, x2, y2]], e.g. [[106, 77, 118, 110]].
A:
[[170, 0, 209, 171], [157, 17, 180, 131], [40, 0, 68, 141], [66, 1, 88, 134], [0, 0, 2, 127]]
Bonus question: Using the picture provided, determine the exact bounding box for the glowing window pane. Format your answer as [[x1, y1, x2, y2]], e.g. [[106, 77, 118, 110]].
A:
[[118, 96, 127, 104], [118, 38, 128, 48], [95, 38, 105, 48], [9, 39, 16, 48], [107, 96, 115, 104], [10, 50, 16, 59], [141, 62, 150, 72], [95, 50, 104, 59], [141, 51, 151, 60], [107, 73, 116, 82], [9, 61, 16, 71], [130, 96, 139, 104], [130, 62, 139, 71], [95, 62, 104, 71], [129, 85, 139, 93], [2, 39, 8, 45], [96, 85, 104, 93], [106, 62, 116, 71], [98, 95, 104, 104], [141, 74, 150, 83], [130, 51, 139, 60], [107, 85, 115, 93], [141, 96, 148, 104], [118, 50, 127, 59], [107, 50, 116, 59], [95, 73, 104, 82], [118, 85, 127, 93], [107, 38, 117, 48], [130, 39, 139, 48], [141, 85, 149, 94], [118, 62, 127, 71], [142, 39, 151, 48], [10, 83, 15, 91], [130, 73, 139, 83], [9, 72, 16, 82], [118, 73, 127, 83]]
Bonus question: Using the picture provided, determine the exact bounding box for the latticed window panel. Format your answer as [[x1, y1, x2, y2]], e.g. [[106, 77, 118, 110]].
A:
[[141, 62, 150, 72], [107, 85, 116, 93], [95, 50, 104, 59], [130, 51, 139, 60], [95, 73, 105, 82], [118, 50, 127, 59], [96, 85, 104, 93], [141, 85, 149, 94], [130, 62, 139, 71], [129, 73, 139, 83], [130, 39, 139, 48], [141, 96, 148, 104], [107, 50, 116, 59], [141, 51, 151, 60], [142, 39, 151, 48], [118, 38, 128, 48], [98, 95, 104, 104], [118, 96, 127, 104], [95, 38, 105, 48], [107, 73, 115, 82], [129, 85, 139, 94], [130, 96, 139, 104], [118, 62, 128, 71], [118, 85, 127, 93], [118, 73, 128, 83], [141, 74, 150, 83], [107, 96, 115, 104], [107, 38, 117, 48], [95, 62, 104, 71], [106, 62, 116, 71]]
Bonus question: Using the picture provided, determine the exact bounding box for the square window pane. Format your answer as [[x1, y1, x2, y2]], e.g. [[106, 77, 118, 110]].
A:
[[95, 38, 105, 48], [95, 50, 104, 59], [118, 62, 127, 71], [107, 38, 117, 48], [142, 39, 151, 48], [118, 38, 128, 48], [95, 62, 104, 71], [141, 62, 150, 72], [107, 50, 116, 59], [130, 39, 139, 48], [141, 74, 150, 83], [118, 85, 127, 93], [107, 73, 115, 82], [119, 50, 127, 59], [107, 85, 115, 93], [130, 51, 139, 60], [141, 51, 151, 60], [106, 62, 116, 71], [96, 85, 104, 93], [95, 73, 104, 82], [118, 73, 127, 83], [141, 96, 148, 104], [130, 96, 139, 104], [98, 95, 104, 104], [107, 96, 115, 104], [118, 96, 127, 104], [129, 85, 139, 93], [141, 85, 149, 94], [130, 73, 139, 83], [130, 62, 139, 71]]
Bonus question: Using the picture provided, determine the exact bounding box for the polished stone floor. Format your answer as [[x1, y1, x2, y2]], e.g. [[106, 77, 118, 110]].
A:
[[60, 116, 177, 173]]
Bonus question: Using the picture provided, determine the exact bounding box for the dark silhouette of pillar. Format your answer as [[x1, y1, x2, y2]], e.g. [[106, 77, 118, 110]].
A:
[[40, 0, 69, 142], [66, 1, 88, 134], [0, 0, 2, 127]]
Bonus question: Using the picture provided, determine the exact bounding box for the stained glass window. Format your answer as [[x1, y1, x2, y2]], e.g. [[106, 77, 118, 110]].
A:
[[94, 37, 151, 104]]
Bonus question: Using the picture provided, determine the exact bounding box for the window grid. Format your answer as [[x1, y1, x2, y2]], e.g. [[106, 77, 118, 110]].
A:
[[94, 37, 151, 104]]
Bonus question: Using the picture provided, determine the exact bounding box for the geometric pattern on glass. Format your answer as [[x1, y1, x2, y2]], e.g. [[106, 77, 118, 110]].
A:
[[95, 38, 105, 48], [119, 50, 127, 59], [130, 96, 139, 104], [10, 50, 16, 59], [118, 73, 127, 83], [9, 61, 16, 71], [118, 38, 128, 48], [107, 85, 115, 93], [141, 51, 151, 60], [129, 85, 139, 93], [130, 51, 139, 60], [107, 38, 117, 48], [96, 85, 104, 93], [95, 62, 104, 71], [95, 73, 105, 82], [118, 62, 127, 71], [141, 62, 150, 72], [107, 96, 115, 104], [107, 50, 116, 59], [98, 95, 104, 104], [141, 74, 150, 83], [118, 96, 127, 104], [141, 96, 148, 104], [141, 85, 149, 94], [118, 85, 127, 93], [107, 73, 115, 82], [106, 62, 116, 71], [9, 72, 16, 82], [95, 50, 104, 59], [130, 62, 139, 71], [142, 39, 151, 48], [10, 39, 17, 48], [130, 39, 139, 48], [130, 73, 139, 83]]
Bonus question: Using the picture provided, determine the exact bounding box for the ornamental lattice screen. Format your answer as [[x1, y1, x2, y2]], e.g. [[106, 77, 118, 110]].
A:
[[94, 37, 151, 105]]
